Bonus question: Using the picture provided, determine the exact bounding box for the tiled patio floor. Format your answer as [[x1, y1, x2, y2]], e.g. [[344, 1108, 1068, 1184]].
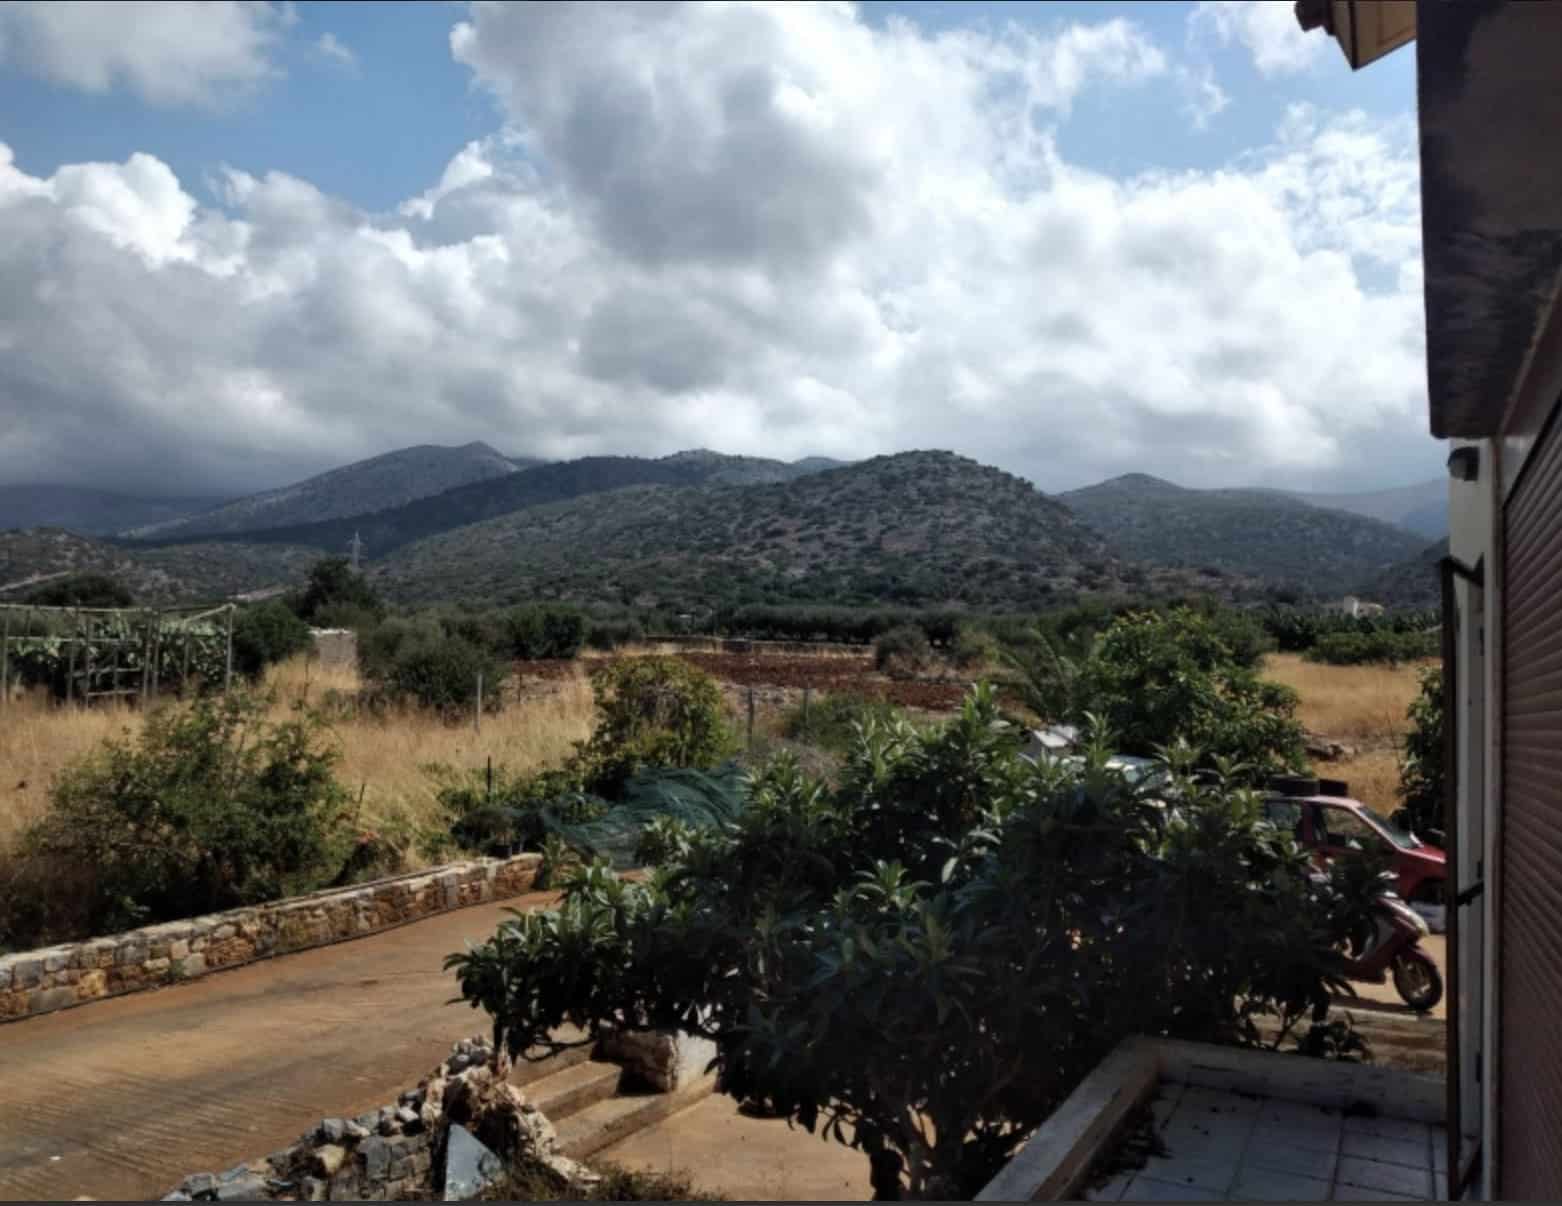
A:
[[1086, 1079, 1446, 1202]]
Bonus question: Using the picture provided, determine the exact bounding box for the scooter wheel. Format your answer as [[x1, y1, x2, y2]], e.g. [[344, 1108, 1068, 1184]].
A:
[[1392, 951, 1444, 1013]]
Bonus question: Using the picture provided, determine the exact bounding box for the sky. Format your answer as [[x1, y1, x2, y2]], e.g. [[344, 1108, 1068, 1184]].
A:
[[0, 0, 1435, 499]]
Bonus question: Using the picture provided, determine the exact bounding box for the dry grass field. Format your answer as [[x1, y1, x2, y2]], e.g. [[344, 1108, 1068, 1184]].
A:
[[1262, 652, 1433, 816], [1, 655, 596, 860], [2, 646, 1431, 860]]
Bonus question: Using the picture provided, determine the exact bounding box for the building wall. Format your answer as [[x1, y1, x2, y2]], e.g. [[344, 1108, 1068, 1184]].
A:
[[1446, 438, 1499, 1200]]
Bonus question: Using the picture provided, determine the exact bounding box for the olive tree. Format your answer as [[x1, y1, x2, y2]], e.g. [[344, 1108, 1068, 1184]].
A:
[[448, 686, 1369, 1200]]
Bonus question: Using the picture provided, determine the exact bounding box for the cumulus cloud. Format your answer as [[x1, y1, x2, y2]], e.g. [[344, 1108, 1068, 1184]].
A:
[[0, 0, 289, 107], [0, 1, 1429, 498], [1178, 63, 1231, 130], [1189, 0, 1327, 77], [314, 31, 358, 73]]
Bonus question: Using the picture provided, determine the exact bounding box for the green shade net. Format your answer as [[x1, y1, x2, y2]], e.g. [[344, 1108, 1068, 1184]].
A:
[[538, 761, 752, 869]]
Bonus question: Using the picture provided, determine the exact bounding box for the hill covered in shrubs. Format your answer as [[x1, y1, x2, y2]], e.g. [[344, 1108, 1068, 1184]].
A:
[[370, 452, 1272, 610], [1059, 473, 1428, 589]]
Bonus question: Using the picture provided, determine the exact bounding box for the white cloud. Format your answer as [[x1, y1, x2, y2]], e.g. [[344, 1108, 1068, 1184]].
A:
[[0, 2, 1430, 497], [1178, 63, 1231, 130], [1189, 0, 1327, 77], [314, 31, 358, 73], [0, 0, 287, 107]]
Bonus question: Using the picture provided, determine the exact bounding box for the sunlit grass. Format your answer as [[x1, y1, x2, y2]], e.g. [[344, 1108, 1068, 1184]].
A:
[[1, 654, 597, 864], [1263, 653, 1431, 747]]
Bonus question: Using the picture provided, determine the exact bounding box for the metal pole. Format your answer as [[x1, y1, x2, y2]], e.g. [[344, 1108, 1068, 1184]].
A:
[[803, 686, 811, 727], [223, 604, 235, 696], [149, 614, 162, 704], [67, 611, 79, 706], [747, 687, 755, 751], [140, 612, 153, 707], [475, 671, 483, 734], [73, 612, 85, 706], [1, 607, 9, 710]]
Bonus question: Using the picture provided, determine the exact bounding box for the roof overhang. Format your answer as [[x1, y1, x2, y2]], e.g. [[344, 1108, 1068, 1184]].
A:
[[1295, 0, 1416, 70], [1414, 1, 1562, 438]]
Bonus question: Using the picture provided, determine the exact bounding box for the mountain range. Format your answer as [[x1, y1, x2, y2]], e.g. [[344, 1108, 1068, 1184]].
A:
[[0, 484, 231, 537], [0, 445, 1444, 610], [1058, 474, 1429, 589], [123, 441, 538, 540]]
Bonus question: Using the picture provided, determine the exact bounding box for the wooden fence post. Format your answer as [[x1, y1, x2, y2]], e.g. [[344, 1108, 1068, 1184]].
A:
[[747, 686, 756, 751], [1, 607, 9, 710], [475, 671, 483, 734]]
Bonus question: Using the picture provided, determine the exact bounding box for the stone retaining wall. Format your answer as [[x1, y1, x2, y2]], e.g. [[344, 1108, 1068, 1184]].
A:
[[0, 854, 541, 1024]]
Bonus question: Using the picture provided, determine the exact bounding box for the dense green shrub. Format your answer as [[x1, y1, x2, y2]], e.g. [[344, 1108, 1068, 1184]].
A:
[[504, 606, 587, 660], [290, 557, 385, 624], [1397, 666, 1444, 837], [449, 688, 1374, 1200], [579, 658, 734, 794], [231, 601, 314, 680], [20, 692, 351, 938], [1068, 608, 1305, 782], [781, 692, 907, 754], [436, 659, 733, 856], [382, 632, 509, 715], [1304, 629, 1438, 666], [585, 616, 645, 650], [433, 763, 602, 857], [21, 573, 134, 608], [1261, 607, 1439, 654], [357, 616, 443, 682], [950, 625, 999, 669], [874, 624, 933, 677], [308, 601, 383, 632]]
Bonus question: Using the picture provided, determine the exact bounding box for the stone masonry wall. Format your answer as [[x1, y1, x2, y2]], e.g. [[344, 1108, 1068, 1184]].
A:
[[0, 854, 541, 1024]]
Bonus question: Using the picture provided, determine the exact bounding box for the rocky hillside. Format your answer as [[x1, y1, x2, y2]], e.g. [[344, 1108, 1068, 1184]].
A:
[[0, 485, 230, 536], [370, 451, 1262, 609], [0, 529, 317, 605], [137, 450, 848, 559], [1356, 538, 1446, 610], [124, 441, 522, 540], [1059, 474, 1428, 590]]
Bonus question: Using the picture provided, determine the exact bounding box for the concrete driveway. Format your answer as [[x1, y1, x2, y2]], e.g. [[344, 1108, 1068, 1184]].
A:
[[0, 893, 555, 1203]]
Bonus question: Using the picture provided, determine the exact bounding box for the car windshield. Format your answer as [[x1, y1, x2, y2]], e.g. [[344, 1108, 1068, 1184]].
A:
[[1370, 810, 1423, 851]]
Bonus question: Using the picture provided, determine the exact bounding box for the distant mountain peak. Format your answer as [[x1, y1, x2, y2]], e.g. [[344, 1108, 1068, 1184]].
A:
[[1104, 472, 1184, 491]]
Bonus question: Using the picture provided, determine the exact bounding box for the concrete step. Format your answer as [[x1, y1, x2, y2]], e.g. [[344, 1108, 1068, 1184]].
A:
[[526, 1060, 624, 1123], [554, 1075, 719, 1162], [507, 1026, 594, 1090]]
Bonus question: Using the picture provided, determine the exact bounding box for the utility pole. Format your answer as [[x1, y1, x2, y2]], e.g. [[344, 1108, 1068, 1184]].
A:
[[348, 530, 364, 572]]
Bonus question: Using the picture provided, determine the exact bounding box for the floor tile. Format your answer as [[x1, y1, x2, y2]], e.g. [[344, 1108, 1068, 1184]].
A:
[[1329, 1187, 1420, 1202], [1344, 1115, 1432, 1147], [1181, 1087, 1261, 1119], [1137, 1153, 1235, 1195], [1250, 1117, 1342, 1155], [1242, 1137, 1339, 1180], [1336, 1155, 1434, 1198], [1254, 1099, 1342, 1129], [1228, 1167, 1331, 1201], [1120, 1174, 1222, 1201], [1152, 1083, 1187, 1129], [1085, 1172, 1133, 1201], [1161, 1114, 1254, 1162], [1342, 1129, 1432, 1170]]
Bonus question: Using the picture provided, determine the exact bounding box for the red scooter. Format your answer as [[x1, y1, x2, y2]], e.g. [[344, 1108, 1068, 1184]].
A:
[[1339, 878, 1444, 1012]]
